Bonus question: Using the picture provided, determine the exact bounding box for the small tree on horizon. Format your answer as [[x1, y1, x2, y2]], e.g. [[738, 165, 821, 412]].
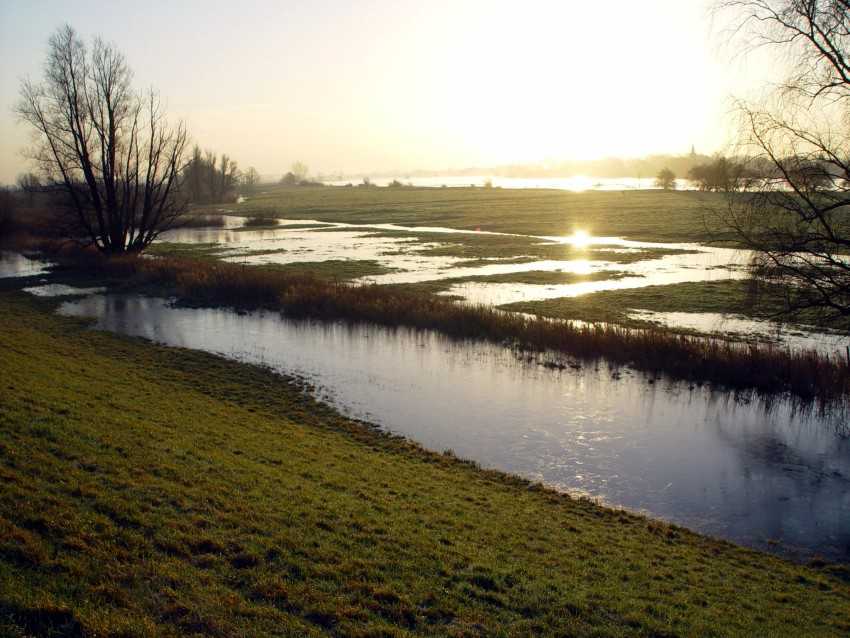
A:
[[290, 162, 309, 185], [16, 172, 41, 207], [654, 167, 677, 190], [242, 167, 260, 194]]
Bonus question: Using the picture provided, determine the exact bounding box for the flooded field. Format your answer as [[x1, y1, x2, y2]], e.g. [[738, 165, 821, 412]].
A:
[[160, 217, 848, 354]]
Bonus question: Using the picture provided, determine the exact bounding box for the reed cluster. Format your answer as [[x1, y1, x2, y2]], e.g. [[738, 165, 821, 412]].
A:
[[242, 216, 280, 227], [58, 252, 850, 401], [175, 212, 230, 228]]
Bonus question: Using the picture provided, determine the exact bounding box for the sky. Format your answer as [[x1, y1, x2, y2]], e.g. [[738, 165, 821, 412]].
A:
[[0, 0, 767, 184]]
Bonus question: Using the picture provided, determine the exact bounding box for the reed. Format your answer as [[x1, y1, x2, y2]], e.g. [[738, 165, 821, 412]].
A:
[[57, 251, 850, 401], [175, 212, 229, 228], [242, 216, 280, 227], [0, 206, 62, 252]]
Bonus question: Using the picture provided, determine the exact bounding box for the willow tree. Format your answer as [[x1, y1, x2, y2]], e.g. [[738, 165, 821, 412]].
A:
[[715, 1, 850, 331], [16, 25, 189, 254]]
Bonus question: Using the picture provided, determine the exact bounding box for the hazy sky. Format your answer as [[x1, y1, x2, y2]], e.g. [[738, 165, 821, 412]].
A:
[[0, 0, 764, 184]]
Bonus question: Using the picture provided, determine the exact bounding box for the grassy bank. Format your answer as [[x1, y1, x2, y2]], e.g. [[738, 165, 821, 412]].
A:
[[50, 251, 850, 402], [500, 280, 794, 327], [1, 286, 848, 637]]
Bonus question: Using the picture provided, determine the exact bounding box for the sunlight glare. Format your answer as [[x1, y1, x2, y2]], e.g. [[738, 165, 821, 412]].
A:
[[570, 230, 591, 249]]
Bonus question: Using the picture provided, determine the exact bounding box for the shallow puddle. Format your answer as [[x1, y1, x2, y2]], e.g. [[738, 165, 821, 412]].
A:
[[0, 251, 53, 278]]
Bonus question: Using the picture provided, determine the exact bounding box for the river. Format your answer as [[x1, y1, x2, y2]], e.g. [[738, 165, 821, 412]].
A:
[[51, 292, 850, 564]]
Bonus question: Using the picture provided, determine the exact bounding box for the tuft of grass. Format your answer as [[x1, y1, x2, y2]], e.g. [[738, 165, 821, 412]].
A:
[[242, 215, 280, 228], [1, 287, 848, 636]]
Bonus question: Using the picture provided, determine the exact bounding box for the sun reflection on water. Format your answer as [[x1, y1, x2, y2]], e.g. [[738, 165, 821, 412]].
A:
[[569, 230, 591, 248]]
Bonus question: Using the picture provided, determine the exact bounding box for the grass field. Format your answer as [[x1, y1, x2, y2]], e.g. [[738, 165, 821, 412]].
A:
[[236, 185, 729, 244], [1, 284, 849, 637]]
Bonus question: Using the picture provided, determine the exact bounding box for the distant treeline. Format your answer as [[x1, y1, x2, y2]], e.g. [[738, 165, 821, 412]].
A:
[[373, 153, 712, 181], [8, 144, 263, 209], [493, 153, 711, 180], [483, 153, 839, 194]]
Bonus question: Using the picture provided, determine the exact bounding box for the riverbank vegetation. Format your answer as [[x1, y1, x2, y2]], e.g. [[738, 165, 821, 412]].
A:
[[1, 287, 848, 636], [44, 250, 850, 402]]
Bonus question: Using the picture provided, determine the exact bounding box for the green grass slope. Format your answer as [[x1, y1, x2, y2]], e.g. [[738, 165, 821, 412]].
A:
[[1, 287, 848, 637]]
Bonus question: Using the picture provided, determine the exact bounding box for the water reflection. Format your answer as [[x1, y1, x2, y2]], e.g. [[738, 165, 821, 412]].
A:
[[164, 219, 736, 294], [59, 295, 850, 562], [161, 219, 847, 354], [163, 219, 738, 298]]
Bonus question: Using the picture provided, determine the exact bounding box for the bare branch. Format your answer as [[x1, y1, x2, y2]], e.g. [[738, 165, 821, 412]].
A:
[[715, 1, 850, 330], [14, 25, 189, 254]]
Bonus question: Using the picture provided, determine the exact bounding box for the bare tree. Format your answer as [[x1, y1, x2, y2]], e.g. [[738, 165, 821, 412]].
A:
[[0, 186, 16, 238], [15, 25, 189, 254], [687, 155, 752, 192], [181, 146, 241, 204], [204, 150, 220, 203], [290, 161, 309, 185], [16, 172, 41, 206], [183, 145, 206, 204], [212, 154, 239, 203], [242, 166, 260, 195], [715, 1, 850, 329]]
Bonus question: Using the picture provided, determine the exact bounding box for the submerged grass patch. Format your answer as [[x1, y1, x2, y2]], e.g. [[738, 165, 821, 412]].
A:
[[440, 269, 636, 287], [147, 241, 227, 261], [501, 279, 827, 330], [242, 215, 281, 228], [1, 288, 848, 636], [151, 217, 698, 273], [253, 259, 396, 281], [411, 231, 697, 266]]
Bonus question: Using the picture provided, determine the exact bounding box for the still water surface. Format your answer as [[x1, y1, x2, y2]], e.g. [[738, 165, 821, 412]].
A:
[[57, 294, 850, 563]]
